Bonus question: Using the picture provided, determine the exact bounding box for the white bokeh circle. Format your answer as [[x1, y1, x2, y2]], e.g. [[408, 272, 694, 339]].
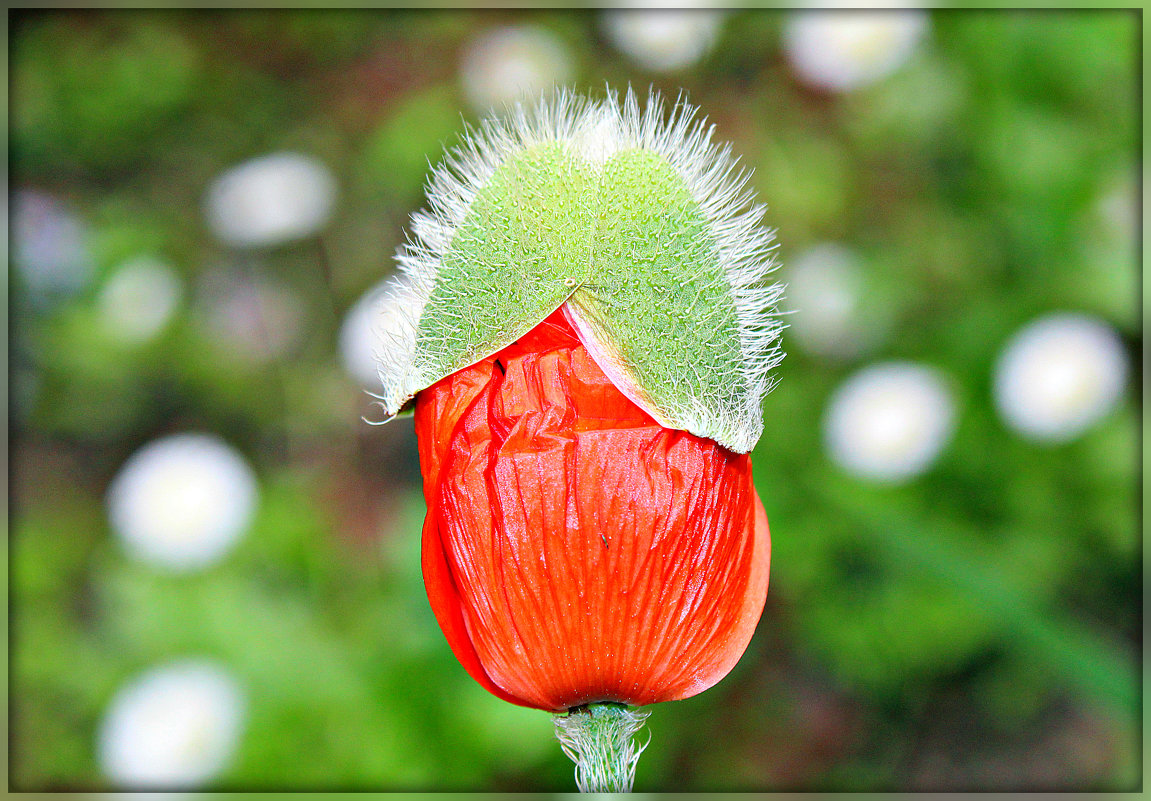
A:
[[994, 313, 1128, 443], [98, 659, 246, 789], [460, 26, 573, 114], [601, 9, 725, 72], [825, 362, 956, 482], [339, 276, 428, 392], [107, 433, 258, 572], [206, 152, 337, 249], [98, 257, 183, 344], [784, 10, 928, 92]]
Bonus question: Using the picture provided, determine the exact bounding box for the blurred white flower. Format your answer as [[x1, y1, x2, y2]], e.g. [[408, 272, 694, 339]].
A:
[[461, 26, 574, 113], [1095, 170, 1137, 249], [825, 362, 956, 482], [107, 433, 258, 571], [994, 313, 1128, 443], [98, 257, 183, 344], [339, 276, 427, 391], [98, 660, 245, 789], [784, 10, 928, 92], [339, 283, 386, 390], [12, 189, 94, 299], [206, 152, 337, 249], [601, 9, 725, 72], [785, 243, 881, 359], [198, 269, 304, 363]]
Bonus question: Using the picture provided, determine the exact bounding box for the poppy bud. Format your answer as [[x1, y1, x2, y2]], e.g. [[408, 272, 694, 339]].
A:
[[415, 309, 771, 712], [373, 89, 783, 790]]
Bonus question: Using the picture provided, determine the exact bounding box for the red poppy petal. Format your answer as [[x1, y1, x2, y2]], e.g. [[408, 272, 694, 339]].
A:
[[421, 499, 531, 707], [436, 424, 762, 711], [415, 310, 771, 712], [655, 486, 770, 703], [416, 361, 533, 708]]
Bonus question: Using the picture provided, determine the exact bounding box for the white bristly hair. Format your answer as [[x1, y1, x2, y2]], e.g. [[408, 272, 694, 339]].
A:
[[375, 92, 605, 413], [376, 87, 783, 452], [553, 704, 651, 793], [603, 88, 784, 450]]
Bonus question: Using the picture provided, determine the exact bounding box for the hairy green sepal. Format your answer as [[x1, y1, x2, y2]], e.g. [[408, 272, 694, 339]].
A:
[[411, 143, 751, 450], [414, 143, 595, 375]]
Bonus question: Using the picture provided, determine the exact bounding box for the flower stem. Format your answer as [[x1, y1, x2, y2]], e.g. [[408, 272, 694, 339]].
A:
[[553, 702, 650, 792]]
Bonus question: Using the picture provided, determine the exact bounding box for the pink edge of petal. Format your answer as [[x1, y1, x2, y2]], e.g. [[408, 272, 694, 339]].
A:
[[744, 488, 772, 628], [561, 301, 680, 431]]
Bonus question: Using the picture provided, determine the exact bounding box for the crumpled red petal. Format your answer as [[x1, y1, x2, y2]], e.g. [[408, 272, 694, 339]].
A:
[[416, 307, 770, 711]]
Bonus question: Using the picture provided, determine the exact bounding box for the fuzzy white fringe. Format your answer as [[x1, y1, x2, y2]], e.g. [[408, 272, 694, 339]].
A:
[[375, 87, 783, 451]]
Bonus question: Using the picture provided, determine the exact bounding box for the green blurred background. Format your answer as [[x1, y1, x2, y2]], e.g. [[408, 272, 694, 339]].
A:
[[9, 8, 1140, 792]]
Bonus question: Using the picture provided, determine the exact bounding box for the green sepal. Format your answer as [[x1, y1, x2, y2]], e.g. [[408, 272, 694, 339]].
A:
[[379, 91, 782, 453]]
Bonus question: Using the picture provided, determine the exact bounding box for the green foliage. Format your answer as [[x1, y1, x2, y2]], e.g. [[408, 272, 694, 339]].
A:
[[13, 14, 202, 174]]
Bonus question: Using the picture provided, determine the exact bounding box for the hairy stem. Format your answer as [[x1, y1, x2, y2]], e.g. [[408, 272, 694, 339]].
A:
[[553, 702, 650, 792]]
